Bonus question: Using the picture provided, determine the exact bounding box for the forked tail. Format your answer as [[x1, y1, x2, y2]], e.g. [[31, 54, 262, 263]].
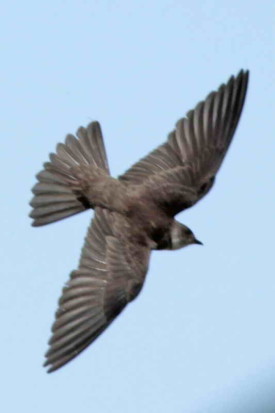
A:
[[30, 122, 110, 226]]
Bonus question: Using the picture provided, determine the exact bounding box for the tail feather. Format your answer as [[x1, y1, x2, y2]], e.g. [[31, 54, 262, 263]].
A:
[[30, 122, 110, 226], [76, 125, 110, 173]]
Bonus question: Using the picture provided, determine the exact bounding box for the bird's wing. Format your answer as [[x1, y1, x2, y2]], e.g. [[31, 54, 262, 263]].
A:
[[44, 208, 151, 372], [119, 70, 249, 216]]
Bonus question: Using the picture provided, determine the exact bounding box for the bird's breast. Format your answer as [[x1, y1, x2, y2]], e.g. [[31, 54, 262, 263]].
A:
[[124, 191, 173, 249]]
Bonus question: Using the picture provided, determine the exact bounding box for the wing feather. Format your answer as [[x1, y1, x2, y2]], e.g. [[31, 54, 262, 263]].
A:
[[120, 70, 249, 216], [44, 208, 150, 372]]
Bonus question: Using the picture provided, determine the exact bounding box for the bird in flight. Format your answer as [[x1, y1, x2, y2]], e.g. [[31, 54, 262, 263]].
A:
[[30, 70, 249, 372]]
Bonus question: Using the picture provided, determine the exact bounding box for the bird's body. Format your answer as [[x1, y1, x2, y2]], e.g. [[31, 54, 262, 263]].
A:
[[30, 70, 249, 372]]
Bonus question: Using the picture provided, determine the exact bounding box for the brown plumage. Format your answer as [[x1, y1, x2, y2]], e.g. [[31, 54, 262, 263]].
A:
[[30, 70, 249, 372]]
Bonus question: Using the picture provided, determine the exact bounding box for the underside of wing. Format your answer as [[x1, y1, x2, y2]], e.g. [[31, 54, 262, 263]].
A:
[[119, 70, 249, 215], [44, 208, 150, 372]]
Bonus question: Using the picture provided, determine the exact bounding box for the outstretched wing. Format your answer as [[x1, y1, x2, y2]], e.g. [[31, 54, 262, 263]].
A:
[[119, 70, 249, 216], [44, 208, 150, 372]]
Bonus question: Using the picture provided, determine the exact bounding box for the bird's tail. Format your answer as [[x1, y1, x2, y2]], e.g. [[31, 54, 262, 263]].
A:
[[30, 122, 110, 226]]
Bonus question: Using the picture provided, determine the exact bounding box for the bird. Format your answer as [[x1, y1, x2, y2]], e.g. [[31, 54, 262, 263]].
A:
[[30, 70, 249, 372]]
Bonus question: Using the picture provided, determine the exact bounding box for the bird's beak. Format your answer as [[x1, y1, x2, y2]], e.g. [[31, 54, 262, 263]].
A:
[[194, 239, 203, 245]]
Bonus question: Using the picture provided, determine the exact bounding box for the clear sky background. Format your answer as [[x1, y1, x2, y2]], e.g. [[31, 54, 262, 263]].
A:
[[1, 1, 275, 412]]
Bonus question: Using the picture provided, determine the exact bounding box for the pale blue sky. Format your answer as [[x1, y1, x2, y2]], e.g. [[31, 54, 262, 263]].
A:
[[1, 1, 275, 412]]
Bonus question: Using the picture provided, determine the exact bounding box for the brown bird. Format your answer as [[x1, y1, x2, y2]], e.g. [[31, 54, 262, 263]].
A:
[[30, 70, 249, 372]]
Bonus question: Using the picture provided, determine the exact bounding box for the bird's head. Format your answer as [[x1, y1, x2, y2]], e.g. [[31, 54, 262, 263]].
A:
[[170, 221, 203, 250]]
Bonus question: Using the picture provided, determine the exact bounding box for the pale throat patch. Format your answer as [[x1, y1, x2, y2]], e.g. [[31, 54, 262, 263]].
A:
[[170, 225, 185, 250], [171, 237, 184, 250]]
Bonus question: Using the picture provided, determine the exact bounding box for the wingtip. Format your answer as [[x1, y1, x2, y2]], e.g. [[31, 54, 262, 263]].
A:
[[244, 69, 249, 84], [237, 69, 250, 102], [227, 69, 249, 85], [43, 357, 56, 373], [237, 68, 250, 81], [44, 362, 55, 374]]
